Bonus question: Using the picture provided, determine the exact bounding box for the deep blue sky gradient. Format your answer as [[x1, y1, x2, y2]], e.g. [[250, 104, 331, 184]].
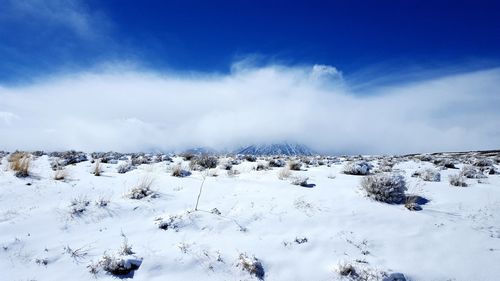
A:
[[1, 0, 499, 84]]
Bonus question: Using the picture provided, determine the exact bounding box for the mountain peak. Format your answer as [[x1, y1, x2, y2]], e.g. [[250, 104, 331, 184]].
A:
[[236, 143, 314, 156]]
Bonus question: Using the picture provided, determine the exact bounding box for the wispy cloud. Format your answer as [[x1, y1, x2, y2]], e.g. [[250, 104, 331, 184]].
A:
[[0, 63, 499, 154], [2, 0, 106, 39]]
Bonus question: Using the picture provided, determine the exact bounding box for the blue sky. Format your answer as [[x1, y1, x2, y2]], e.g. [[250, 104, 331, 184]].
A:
[[1, 0, 500, 83], [0, 0, 499, 153]]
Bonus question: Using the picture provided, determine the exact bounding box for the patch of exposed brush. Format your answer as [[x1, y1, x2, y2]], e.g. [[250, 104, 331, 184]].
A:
[[155, 212, 191, 231], [87, 234, 142, 277], [278, 167, 292, 180], [171, 164, 191, 177], [290, 176, 309, 187], [361, 173, 407, 204], [8, 151, 31, 178], [460, 165, 486, 179], [69, 197, 91, 218], [288, 161, 302, 171], [54, 168, 67, 181], [127, 176, 157, 199], [343, 161, 373, 175], [449, 174, 468, 187], [117, 161, 135, 174], [254, 162, 270, 171], [238, 253, 265, 280], [412, 168, 441, 182], [269, 158, 286, 167], [92, 160, 102, 176], [189, 154, 219, 171], [336, 260, 407, 281]]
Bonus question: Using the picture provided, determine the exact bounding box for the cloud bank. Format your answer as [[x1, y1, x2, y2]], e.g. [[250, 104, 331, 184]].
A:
[[0, 63, 499, 155]]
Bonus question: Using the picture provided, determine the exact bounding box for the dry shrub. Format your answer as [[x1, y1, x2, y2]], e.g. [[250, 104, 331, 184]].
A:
[[343, 161, 373, 175], [93, 160, 102, 176], [189, 154, 218, 171], [460, 165, 486, 179], [449, 174, 467, 187], [278, 167, 292, 180], [288, 161, 302, 171], [117, 162, 135, 174], [361, 173, 407, 204], [9, 152, 31, 178], [412, 168, 441, 182], [54, 168, 67, 180], [171, 164, 191, 177], [128, 176, 156, 199], [238, 254, 264, 280]]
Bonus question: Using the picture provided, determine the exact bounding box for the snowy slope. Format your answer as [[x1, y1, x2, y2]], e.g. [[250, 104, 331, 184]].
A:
[[0, 153, 499, 281], [237, 143, 314, 156]]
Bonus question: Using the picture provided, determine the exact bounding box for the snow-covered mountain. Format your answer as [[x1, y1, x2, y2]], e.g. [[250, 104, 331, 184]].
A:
[[236, 143, 314, 156]]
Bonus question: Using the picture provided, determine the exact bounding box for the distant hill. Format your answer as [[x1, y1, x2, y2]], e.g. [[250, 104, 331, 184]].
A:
[[236, 143, 314, 156]]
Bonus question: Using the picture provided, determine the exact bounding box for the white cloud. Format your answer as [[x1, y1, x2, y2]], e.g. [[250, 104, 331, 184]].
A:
[[0, 63, 499, 154]]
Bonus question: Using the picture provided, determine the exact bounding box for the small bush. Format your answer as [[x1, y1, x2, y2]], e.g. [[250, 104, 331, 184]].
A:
[[69, 198, 91, 217], [278, 167, 292, 180], [171, 164, 191, 177], [244, 155, 257, 162], [449, 174, 467, 187], [54, 168, 67, 181], [269, 158, 286, 167], [290, 176, 309, 187], [89, 252, 142, 277], [227, 168, 240, 177], [361, 173, 407, 204], [117, 162, 135, 174], [189, 154, 218, 171], [92, 160, 102, 176], [127, 177, 156, 199], [343, 161, 373, 175], [255, 162, 269, 171], [157, 213, 188, 231], [238, 254, 264, 280], [460, 165, 486, 179], [474, 158, 494, 167], [412, 168, 440, 182], [288, 161, 302, 171], [336, 261, 405, 281], [9, 152, 31, 178]]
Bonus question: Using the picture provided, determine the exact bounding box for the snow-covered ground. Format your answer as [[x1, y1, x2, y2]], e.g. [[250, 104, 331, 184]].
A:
[[1, 153, 499, 281]]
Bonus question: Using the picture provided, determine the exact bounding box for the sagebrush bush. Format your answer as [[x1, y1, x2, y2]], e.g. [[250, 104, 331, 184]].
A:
[[238, 254, 264, 280], [54, 168, 67, 180], [93, 160, 102, 176], [460, 165, 486, 179], [127, 177, 156, 199], [171, 164, 191, 177], [288, 161, 302, 171], [361, 173, 407, 204], [449, 174, 467, 187], [69, 197, 91, 217], [88, 236, 142, 277], [343, 161, 373, 175], [117, 162, 135, 174], [9, 152, 31, 178], [412, 168, 440, 182], [269, 158, 286, 167], [255, 162, 269, 171], [244, 155, 257, 162], [278, 167, 292, 180], [290, 176, 309, 187], [189, 154, 218, 171]]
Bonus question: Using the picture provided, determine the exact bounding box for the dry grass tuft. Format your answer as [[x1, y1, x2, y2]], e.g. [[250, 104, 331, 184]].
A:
[[9, 152, 31, 178], [278, 167, 292, 180], [93, 160, 102, 176]]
